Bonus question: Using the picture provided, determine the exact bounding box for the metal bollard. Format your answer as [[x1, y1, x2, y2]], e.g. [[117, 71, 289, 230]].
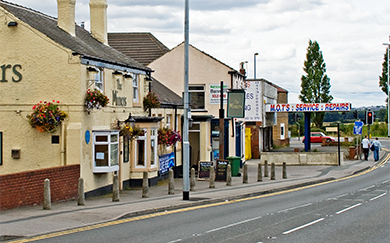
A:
[[77, 177, 85, 206], [43, 178, 51, 210], [142, 171, 149, 198], [271, 163, 275, 180], [283, 162, 287, 179], [112, 174, 120, 202], [243, 164, 248, 184], [264, 160, 269, 177], [257, 163, 263, 182], [226, 164, 232, 186], [190, 168, 196, 191], [209, 166, 215, 188], [168, 168, 175, 194]]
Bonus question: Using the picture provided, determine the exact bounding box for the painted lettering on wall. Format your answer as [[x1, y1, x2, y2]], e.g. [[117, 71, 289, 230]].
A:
[[1, 64, 22, 82], [266, 103, 352, 113], [112, 90, 127, 106]]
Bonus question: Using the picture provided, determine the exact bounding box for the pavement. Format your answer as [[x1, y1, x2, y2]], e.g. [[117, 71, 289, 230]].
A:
[[0, 139, 388, 242]]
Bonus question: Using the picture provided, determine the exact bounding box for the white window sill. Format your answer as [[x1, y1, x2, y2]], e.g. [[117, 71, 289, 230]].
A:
[[93, 165, 119, 173]]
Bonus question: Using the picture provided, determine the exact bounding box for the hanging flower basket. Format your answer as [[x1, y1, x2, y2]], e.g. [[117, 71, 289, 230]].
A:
[[118, 124, 146, 141], [27, 100, 67, 133], [158, 127, 182, 146], [143, 92, 160, 111], [85, 89, 109, 112]]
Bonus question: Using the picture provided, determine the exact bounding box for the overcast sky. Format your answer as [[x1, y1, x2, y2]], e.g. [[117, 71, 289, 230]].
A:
[[9, 0, 390, 108]]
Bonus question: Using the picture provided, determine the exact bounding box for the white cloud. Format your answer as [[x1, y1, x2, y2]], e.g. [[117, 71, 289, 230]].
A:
[[7, 0, 390, 107]]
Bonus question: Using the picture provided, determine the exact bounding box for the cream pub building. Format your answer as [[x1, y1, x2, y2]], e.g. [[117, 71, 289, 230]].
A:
[[0, 0, 168, 208]]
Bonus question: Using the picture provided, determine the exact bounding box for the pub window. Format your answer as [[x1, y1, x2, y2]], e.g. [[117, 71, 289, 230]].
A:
[[95, 68, 104, 91], [189, 85, 205, 110], [0, 132, 3, 165], [150, 129, 157, 167], [133, 74, 139, 103], [93, 131, 119, 173], [135, 133, 146, 167]]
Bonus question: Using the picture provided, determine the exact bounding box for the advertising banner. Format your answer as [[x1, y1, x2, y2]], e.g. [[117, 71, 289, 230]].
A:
[[159, 152, 175, 175]]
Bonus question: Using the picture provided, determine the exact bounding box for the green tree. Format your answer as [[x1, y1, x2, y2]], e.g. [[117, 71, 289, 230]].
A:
[[299, 40, 333, 128], [379, 47, 389, 104]]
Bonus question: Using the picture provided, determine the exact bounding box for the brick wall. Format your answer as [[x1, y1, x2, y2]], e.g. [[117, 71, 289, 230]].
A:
[[0, 165, 80, 210]]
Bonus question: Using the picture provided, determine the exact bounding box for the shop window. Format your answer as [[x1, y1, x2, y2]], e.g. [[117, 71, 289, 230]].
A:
[[93, 131, 119, 173], [95, 68, 104, 91], [135, 134, 146, 167], [150, 129, 157, 167], [133, 74, 139, 103], [189, 85, 205, 110], [0, 132, 2, 165]]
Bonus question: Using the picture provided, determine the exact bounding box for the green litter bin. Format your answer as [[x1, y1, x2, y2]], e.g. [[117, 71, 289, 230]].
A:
[[227, 156, 241, 176]]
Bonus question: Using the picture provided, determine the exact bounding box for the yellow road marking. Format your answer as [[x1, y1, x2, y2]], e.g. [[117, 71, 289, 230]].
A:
[[9, 155, 389, 243]]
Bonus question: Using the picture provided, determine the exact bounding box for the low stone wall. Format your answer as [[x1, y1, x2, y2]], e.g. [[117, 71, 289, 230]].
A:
[[260, 152, 343, 166], [0, 165, 80, 210]]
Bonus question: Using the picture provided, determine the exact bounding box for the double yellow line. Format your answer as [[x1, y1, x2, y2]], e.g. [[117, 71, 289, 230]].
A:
[[10, 153, 389, 243]]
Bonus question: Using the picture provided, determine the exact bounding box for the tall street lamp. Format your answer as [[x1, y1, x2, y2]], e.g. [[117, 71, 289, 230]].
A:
[[384, 42, 390, 137], [254, 52, 258, 79]]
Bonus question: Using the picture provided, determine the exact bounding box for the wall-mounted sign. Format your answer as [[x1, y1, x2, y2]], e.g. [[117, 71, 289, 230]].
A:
[[1, 64, 22, 82], [227, 90, 246, 118], [244, 81, 261, 121], [209, 84, 228, 104], [266, 103, 351, 113], [112, 90, 127, 106], [85, 130, 90, 144]]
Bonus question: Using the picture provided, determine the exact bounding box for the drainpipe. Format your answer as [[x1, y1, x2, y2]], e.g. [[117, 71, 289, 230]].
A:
[[61, 122, 66, 165]]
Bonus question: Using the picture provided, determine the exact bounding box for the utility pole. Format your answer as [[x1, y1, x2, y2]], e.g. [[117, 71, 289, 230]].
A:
[[183, 0, 190, 200], [219, 81, 225, 160]]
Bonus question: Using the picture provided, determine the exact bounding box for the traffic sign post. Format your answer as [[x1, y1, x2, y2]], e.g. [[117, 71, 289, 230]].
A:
[[353, 121, 364, 135], [353, 121, 364, 160]]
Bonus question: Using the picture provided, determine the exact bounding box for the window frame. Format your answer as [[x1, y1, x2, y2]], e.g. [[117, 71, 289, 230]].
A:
[[92, 131, 119, 173], [133, 74, 139, 103], [123, 137, 129, 163], [94, 68, 104, 91], [135, 132, 147, 168], [150, 129, 157, 167], [189, 85, 206, 111]]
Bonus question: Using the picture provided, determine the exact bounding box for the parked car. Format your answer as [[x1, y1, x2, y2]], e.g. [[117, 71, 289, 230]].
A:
[[302, 132, 335, 143]]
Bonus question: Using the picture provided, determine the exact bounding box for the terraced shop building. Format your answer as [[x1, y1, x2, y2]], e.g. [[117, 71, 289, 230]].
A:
[[0, 0, 162, 209]]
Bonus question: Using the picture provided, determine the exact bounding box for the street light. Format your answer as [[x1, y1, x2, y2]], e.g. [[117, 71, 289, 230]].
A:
[[254, 52, 259, 79], [383, 42, 390, 137]]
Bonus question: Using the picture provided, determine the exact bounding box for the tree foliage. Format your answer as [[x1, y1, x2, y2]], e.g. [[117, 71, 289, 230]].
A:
[[299, 40, 333, 128], [379, 47, 389, 103]]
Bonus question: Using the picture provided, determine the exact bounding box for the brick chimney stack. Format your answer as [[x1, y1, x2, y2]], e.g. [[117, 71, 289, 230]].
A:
[[57, 0, 76, 36], [89, 0, 108, 45]]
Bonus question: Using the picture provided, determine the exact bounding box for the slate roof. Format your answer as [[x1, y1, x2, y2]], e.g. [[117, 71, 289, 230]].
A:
[[0, 0, 149, 72], [151, 78, 183, 107], [108, 33, 170, 66]]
